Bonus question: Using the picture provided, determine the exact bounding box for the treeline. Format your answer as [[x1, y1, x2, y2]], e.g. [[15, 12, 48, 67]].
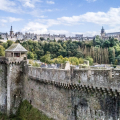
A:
[[0, 36, 120, 65]]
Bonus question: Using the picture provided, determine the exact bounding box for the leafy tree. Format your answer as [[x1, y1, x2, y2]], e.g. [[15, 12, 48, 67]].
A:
[[0, 45, 5, 56], [40, 37, 45, 41], [109, 47, 115, 64], [0, 35, 2, 39], [32, 62, 40, 67], [27, 52, 34, 59], [40, 53, 51, 64], [7, 40, 13, 47], [69, 57, 79, 65], [75, 50, 83, 58], [79, 58, 84, 64], [85, 56, 93, 65], [103, 40, 110, 48], [2, 42, 8, 49]]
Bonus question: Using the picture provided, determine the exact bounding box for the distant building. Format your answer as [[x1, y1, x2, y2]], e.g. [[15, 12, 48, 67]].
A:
[[101, 27, 120, 41], [10, 26, 14, 38], [75, 34, 83, 38], [0, 26, 95, 42]]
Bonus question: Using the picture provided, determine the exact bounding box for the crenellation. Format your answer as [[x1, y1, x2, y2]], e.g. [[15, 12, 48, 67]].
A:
[[2, 44, 120, 119]]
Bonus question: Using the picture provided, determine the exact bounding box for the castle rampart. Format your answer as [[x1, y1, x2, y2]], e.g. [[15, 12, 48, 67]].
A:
[[1, 44, 120, 120], [24, 65, 120, 120], [28, 66, 120, 93]]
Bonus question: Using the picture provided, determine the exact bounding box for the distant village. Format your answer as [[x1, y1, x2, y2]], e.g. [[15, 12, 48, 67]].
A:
[[0, 26, 120, 42]]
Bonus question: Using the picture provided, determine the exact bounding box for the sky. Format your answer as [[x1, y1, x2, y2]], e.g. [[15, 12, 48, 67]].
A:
[[0, 0, 120, 37]]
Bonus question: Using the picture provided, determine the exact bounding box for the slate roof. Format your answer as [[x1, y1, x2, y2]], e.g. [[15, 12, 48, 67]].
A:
[[5, 43, 27, 52], [106, 32, 120, 35]]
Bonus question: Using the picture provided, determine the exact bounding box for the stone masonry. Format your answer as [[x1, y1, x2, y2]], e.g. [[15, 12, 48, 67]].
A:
[[1, 55, 120, 119]]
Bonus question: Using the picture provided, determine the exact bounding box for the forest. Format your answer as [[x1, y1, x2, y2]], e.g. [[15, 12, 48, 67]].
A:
[[0, 35, 120, 65]]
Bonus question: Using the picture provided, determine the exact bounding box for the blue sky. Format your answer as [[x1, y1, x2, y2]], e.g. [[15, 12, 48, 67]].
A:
[[0, 0, 120, 36]]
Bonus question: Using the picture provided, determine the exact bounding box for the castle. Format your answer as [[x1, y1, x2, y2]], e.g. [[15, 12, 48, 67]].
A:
[[0, 44, 120, 120]]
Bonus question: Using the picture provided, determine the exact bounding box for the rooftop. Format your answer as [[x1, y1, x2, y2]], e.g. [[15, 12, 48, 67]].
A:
[[5, 43, 27, 52], [106, 32, 120, 35]]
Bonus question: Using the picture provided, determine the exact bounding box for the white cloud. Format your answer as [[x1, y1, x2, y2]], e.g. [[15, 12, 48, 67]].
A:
[[1, 19, 7, 23], [21, 20, 97, 37], [46, 1, 55, 4], [22, 7, 120, 36], [22, 22, 48, 33], [0, 17, 23, 23], [7, 17, 23, 22], [57, 7, 120, 27], [0, 0, 17, 13], [19, 0, 42, 8], [86, 0, 97, 2]]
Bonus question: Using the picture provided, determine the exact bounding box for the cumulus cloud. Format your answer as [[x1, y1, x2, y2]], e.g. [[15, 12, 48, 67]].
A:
[[21, 20, 98, 37], [19, 0, 42, 8], [22, 22, 48, 33], [0, 0, 18, 13], [46, 1, 55, 4], [58, 7, 120, 27], [7, 17, 23, 22], [0, 17, 23, 23], [22, 7, 120, 36]]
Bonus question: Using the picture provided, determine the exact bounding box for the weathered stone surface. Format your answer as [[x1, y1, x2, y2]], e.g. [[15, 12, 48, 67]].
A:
[[0, 64, 7, 113], [1, 58, 120, 120]]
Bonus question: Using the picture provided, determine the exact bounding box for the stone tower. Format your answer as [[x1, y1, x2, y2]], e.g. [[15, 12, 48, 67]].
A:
[[0, 43, 27, 115], [101, 26, 105, 37], [10, 26, 14, 38]]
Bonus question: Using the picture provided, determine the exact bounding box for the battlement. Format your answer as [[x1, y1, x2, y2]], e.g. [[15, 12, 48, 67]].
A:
[[28, 66, 120, 92], [0, 57, 27, 64]]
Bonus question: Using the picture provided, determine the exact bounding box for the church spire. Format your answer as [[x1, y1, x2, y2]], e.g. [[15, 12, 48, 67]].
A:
[[10, 26, 13, 31], [101, 26, 105, 37], [10, 26, 14, 37]]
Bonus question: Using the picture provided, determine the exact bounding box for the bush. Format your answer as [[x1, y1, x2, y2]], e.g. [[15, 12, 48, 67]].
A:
[[79, 58, 84, 64], [85, 56, 93, 65], [32, 62, 40, 67]]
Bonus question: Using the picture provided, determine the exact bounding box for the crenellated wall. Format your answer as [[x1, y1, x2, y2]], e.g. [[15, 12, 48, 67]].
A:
[[23, 66, 120, 120], [1, 58, 120, 120], [28, 66, 120, 93]]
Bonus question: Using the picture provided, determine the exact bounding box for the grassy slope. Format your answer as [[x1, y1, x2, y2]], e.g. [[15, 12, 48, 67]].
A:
[[0, 100, 53, 120]]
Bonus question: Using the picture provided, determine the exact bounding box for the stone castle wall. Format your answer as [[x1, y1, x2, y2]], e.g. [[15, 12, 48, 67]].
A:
[[28, 66, 120, 92], [23, 66, 120, 120], [6, 63, 24, 115], [0, 64, 7, 113], [1, 60, 120, 120], [0, 59, 26, 115]]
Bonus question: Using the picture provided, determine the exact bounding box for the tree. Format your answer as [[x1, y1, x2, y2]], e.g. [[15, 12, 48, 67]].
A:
[[40, 37, 45, 41], [7, 40, 13, 47], [103, 40, 110, 48], [0, 35, 2, 39], [85, 56, 93, 65], [75, 50, 83, 58], [27, 52, 34, 59], [109, 47, 115, 64], [2, 42, 8, 49], [40, 53, 51, 64], [69, 57, 79, 65], [79, 58, 84, 64], [0, 45, 5, 56]]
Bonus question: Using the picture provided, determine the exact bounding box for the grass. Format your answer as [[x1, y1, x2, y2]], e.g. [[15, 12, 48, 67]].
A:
[[0, 100, 53, 120]]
